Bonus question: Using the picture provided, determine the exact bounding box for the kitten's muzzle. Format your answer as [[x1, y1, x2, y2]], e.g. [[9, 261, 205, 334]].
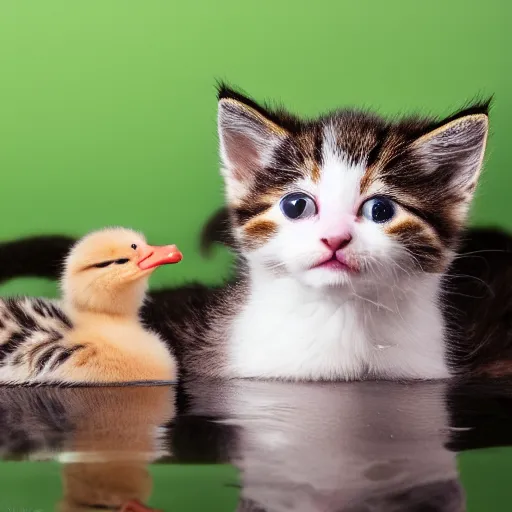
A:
[[311, 250, 359, 273]]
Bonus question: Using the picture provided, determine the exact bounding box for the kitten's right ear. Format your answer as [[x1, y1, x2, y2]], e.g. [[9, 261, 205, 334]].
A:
[[217, 88, 288, 201]]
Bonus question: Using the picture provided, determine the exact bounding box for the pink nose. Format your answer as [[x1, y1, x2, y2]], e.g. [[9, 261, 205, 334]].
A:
[[321, 235, 352, 251]]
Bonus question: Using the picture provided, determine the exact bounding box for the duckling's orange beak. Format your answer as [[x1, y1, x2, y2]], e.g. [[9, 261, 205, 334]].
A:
[[137, 244, 183, 270]]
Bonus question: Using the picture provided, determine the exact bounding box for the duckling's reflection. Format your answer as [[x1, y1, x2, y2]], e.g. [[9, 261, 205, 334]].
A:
[[0, 385, 175, 512], [178, 379, 462, 512]]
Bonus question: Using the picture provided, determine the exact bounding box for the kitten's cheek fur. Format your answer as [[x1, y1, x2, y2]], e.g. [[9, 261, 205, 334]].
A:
[[279, 224, 326, 270]]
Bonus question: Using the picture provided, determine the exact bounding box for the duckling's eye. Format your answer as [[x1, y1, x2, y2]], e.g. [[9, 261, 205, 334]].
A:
[[115, 258, 129, 265], [131, 244, 137, 250], [93, 261, 113, 269]]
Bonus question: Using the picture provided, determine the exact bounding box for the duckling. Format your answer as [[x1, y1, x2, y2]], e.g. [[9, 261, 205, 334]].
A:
[[0, 227, 182, 384]]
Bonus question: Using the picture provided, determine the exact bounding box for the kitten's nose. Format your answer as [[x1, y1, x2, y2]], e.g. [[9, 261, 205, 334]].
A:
[[321, 235, 352, 251]]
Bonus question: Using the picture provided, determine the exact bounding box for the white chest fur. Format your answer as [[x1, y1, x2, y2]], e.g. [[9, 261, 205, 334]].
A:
[[227, 275, 450, 381]]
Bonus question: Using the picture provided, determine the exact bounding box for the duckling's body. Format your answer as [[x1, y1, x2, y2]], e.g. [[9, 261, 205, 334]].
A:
[[0, 228, 182, 385], [52, 309, 176, 383]]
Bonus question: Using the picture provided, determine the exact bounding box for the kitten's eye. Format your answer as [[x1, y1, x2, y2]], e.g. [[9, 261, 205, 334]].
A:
[[131, 244, 137, 250], [280, 193, 317, 220], [361, 197, 395, 223], [115, 258, 129, 265]]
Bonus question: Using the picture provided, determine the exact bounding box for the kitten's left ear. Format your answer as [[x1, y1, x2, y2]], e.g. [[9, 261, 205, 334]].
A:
[[412, 109, 489, 201]]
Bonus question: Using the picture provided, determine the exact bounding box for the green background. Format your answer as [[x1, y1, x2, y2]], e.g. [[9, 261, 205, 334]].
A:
[[0, 0, 509, 299], [1, 452, 512, 511], [0, 462, 239, 511], [0, 2, 510, 509]]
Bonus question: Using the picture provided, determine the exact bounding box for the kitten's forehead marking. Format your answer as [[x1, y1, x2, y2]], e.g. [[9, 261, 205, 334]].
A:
[[308, 159, 321, 184], [359, 131, 404, 196], [319, 123, 366, 217]]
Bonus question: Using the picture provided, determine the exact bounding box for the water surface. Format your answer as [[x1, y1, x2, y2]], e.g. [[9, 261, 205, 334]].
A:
[[0, 377, 511, 511]]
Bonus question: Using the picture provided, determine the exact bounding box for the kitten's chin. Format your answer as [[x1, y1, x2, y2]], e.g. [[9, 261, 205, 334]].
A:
[[297, 266, 354, 289]]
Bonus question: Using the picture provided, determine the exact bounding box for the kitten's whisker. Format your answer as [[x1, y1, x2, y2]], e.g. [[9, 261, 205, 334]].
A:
[[263, 260, 288, 270], [453, 249, 508, 258], [350, 290, 395, 313], [444, 290, 489, 300], [401, 248, 426, 273], [443, 272, 494, 295], [389, 283, 405, 323]]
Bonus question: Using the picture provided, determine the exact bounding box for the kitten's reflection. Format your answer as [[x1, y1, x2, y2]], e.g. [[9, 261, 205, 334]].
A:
[[0, 385, 175, 512], [179, 379, 462, 512]]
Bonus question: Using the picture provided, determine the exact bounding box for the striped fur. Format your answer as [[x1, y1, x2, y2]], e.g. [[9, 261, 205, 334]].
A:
[[0, 297, 80, 383], [218, 87, 489, 268], [210, 86, 489, 380]]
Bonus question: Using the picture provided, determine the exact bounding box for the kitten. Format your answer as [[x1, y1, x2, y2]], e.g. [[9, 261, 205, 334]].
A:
[[200, 86, 488, 381], [1, 86, 511, 382]]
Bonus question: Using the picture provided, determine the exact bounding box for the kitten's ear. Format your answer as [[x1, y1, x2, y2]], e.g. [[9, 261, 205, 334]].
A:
[[411, 108, 489, 207], [218, 90, 288, 201]]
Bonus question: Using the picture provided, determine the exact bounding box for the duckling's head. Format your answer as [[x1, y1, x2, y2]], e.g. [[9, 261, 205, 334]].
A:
[[61, 228, 182, 316]]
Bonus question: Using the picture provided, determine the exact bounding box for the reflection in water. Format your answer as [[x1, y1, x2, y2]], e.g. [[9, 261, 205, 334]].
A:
[[1, 378, 512, 511], [0, 385, 175, 511], [178, 379, 461, 512]]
